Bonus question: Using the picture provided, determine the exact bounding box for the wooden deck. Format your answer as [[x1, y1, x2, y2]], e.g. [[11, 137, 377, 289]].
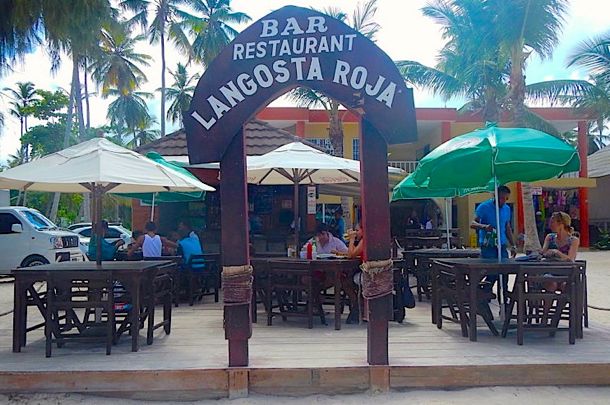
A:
[[2, 251, 610, 398]]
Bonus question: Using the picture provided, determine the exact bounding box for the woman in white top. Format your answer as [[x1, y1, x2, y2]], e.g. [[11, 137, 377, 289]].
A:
[[129, 221, 177, 258]]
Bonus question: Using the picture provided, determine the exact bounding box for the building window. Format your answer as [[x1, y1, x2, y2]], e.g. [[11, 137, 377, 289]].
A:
[[352, 138, 360, 160], [306, 138, 335, 155]]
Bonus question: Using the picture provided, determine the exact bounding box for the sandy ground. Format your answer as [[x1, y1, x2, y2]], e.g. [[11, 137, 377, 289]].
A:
[[3, 386, 610, 404], [1, 250, 609, 403]]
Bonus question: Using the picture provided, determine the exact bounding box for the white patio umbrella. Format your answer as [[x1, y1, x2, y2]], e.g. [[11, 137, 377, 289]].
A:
[[0, 138, 214, 264], [245, 141, 398, 249]]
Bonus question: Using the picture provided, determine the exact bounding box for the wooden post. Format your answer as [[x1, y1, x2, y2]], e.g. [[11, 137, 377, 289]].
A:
[[360, 119, 392, 365], [577, 120, 589, 247], [220, 128, 251, 367]]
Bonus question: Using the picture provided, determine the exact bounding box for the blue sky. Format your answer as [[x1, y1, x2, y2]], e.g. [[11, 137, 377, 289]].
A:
[[0, 0, 608, 162]]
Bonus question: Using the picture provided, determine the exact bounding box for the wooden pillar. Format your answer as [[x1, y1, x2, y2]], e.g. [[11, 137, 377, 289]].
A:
[[441, 121, 451, 143], [577, 120, 589, 247], [360, 119, 392, 365], [220, 128, 251, 367]]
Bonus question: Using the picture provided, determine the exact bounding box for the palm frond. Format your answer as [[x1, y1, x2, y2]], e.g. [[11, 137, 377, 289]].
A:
[[288, 87, 330, 111], [523, 108, 560, 137], [567, 32, 610, 86], [395, 60, 466, 99], [351, 0, 380, 41], [526, 79, 597, 105]]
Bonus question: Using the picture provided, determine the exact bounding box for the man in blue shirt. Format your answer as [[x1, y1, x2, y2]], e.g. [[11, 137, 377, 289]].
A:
[[88, 220, 124, 261], [471, 186, 517, 288], [178, 225, 205, 272]]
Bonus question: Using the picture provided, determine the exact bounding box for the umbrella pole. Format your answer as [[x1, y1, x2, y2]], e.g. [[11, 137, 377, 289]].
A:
[[493, 178, 502, 262], [294, 179, 300, 250], [445, 198, 451, 249], [94, 186, 103, 266], [150, 193, 156, 221]]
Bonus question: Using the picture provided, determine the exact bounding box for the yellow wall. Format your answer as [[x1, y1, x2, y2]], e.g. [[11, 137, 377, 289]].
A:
[[303, 118, 521, 244], [305, 122, 359, 205]]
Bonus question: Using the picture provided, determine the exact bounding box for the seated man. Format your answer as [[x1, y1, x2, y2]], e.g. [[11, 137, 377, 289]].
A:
[[315, 223, 348, 255], [88, 220, 124, 261], [178, 226, 205, 272]]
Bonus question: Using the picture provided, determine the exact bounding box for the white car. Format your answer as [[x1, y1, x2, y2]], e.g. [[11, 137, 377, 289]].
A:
[[72, 224, 132, 255], [0, 206, 85, 274]]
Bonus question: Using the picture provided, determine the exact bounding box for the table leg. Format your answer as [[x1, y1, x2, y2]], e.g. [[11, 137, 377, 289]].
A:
[[128, 277, 141, 352], [12, 279, 25, 353], [431, 265, 438, 325], [576, 270, 585, 339], [469, 270, 479, 342], [334, 271, 341, 331]]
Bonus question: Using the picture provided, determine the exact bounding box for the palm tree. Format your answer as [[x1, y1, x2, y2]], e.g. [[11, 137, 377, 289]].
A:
[[180, 0, 251, 67], [120, 0, 195, 138], [0, 2, 42, 76], [129, 115, 160, 148], [3, 81, 38, 162], [107, 88, 153, 140], [526, 33, 610, 153], [492, 0, 568, 252], [165, 63, 199, 125], [568, 32, 610, 88], [289, 0, 380, 159], [89, 25, 152, 97]]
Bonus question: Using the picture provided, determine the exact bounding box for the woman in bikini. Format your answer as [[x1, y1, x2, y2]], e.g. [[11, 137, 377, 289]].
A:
[[540, 211, 580, 292]]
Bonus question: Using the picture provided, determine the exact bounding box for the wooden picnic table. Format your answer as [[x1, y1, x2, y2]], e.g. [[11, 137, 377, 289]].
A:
[[403, 248, 481, 301], [251, 257, 361, 330], [431, 258, 587, 342], [12, 260, 173, 353]]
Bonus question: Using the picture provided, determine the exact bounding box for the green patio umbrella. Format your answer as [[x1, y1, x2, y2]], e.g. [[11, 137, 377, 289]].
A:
[[411, 124, 580, 261], [121, 152, 212, 219], [392, 174, 493, 248]]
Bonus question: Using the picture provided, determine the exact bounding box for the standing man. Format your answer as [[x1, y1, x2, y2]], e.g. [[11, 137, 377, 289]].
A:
[[470, 186, 517, 288], [329, 207, 346, 243]]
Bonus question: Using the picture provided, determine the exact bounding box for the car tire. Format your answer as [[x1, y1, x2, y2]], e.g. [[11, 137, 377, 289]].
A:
[[21, 255, 50, 268]]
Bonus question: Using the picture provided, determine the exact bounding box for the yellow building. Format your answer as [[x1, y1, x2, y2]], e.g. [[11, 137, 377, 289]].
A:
[[257, 107, 594, 247]]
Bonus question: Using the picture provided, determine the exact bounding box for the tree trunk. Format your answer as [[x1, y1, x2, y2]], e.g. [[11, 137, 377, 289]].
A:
[[50, 60, 78, 222], [84, 61, 91, 129], [327, 100, 351, 229], [510, 47, 541, 252], [160, 29, 166, 137], [74, 57, 86, 141], [74, 53, 91, 222], [483, 89, 500, 123], [328, 101, 344, 158]]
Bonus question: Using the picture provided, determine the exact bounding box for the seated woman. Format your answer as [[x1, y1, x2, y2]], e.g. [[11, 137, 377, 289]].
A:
[[347, 223, 364, 260], [541, 211, 580, 292], [541, 211, 580, 262], [345, 223, 365, 324], [88, 220, 124, 261]]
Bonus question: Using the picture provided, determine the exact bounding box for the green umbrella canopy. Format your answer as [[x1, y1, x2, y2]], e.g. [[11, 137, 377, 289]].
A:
[[120, 152, 207, 203], [411, 125, 580, 189], [392, 173, 493, 201]]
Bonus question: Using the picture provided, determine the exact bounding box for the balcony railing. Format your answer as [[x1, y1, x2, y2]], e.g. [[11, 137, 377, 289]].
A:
[[388, 160, 419, 173], [560, 171, 580, 178]]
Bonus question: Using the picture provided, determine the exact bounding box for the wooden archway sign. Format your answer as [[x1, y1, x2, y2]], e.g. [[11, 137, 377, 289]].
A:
[[185, 6, 417, 367]]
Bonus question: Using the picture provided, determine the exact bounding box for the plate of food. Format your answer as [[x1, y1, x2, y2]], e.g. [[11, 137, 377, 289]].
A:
[[316, 253, 338, 260]]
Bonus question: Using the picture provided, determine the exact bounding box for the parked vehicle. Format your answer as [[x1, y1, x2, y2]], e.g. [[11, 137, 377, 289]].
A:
[[72, 224, 132, 249], [0, 207, 85, 274]]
